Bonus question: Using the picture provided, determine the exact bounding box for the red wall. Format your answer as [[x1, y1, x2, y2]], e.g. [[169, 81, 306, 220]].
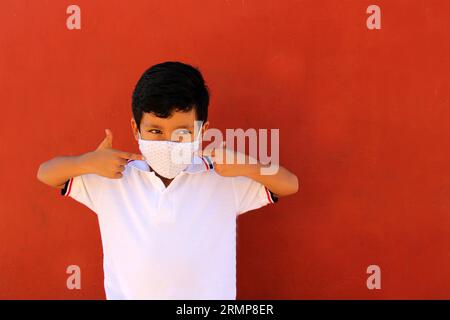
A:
[[1, 0, 449, 299]]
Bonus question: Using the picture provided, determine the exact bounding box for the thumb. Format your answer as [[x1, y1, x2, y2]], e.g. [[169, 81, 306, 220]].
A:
[[97, 129, 113, 150]]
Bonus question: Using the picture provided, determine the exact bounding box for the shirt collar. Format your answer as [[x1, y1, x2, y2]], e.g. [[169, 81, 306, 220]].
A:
[[126, 155, 214, 175]]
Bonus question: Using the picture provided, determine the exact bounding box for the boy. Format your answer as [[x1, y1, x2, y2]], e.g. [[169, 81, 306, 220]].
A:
[[37, 61, 298, 299]]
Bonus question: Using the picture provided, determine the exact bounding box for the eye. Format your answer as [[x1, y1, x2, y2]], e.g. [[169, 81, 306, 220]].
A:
[[172, 129, 193, 142], [173, 129, 191, 136], [148, 129, 162, 134]]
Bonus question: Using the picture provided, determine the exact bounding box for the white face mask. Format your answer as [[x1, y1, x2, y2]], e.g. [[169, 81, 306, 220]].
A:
[[137, 129, 201, 179]]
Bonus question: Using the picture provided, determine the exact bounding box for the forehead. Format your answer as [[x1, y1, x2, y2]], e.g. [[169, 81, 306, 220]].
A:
[[141, 109, 196, 129]]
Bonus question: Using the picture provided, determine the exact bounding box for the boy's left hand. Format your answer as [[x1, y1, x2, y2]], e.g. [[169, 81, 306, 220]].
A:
[[204, 141, 299, 197], [205, 142, 259, 177]]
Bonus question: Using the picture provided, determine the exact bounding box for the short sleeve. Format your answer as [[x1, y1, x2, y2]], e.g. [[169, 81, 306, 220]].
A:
[[231, 175, 278, 216], [60, 174, 105, 215]]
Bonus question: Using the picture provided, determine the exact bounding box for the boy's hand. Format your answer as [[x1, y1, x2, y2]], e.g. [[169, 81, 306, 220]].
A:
[[205, 141, 298, 197], [80, 129, 143, 179], [207, 142, 259, 177]]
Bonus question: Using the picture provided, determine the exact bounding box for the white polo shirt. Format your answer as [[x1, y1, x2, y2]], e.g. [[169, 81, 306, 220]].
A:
[[61, 155, 277, 300]]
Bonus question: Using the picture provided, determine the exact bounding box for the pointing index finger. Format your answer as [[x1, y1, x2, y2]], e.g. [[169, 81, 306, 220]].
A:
[[117, 151, 144, 161]]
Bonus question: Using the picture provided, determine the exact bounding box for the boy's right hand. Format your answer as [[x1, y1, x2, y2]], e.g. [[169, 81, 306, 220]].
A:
[[80, 129, 143, 179]]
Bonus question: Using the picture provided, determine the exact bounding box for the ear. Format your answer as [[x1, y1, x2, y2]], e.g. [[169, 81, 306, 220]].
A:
[[202, 121, 210, 134], [131, 118, 139, 141]]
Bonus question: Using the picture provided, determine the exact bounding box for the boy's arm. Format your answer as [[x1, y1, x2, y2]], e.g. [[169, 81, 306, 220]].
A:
[[37, 154, 92, 189], [208, 144, 298, 197], [238, 163, 298, 197], [37, 129, 143, 188]]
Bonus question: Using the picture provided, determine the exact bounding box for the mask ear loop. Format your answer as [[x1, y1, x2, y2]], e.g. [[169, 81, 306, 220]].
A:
[[193, 122, 203, 157]]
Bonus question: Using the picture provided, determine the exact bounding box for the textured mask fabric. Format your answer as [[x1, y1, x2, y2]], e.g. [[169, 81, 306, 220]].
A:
[[137, 131, 201, 179]]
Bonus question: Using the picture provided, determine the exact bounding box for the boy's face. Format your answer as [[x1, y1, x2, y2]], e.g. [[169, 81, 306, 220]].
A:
[[131, 109, 209, 143]]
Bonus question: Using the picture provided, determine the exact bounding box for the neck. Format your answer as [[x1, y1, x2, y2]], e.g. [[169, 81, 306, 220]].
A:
[[148, 165, 174, 187]]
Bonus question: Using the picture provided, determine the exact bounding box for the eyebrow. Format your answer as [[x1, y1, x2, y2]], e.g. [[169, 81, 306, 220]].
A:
[[142, 124, 194, 130], [174, 124, 194, 130], [142, 123, 162, 129]]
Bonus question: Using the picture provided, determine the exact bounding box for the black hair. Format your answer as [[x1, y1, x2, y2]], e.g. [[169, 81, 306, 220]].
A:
[[132, 61, 210, 130]]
